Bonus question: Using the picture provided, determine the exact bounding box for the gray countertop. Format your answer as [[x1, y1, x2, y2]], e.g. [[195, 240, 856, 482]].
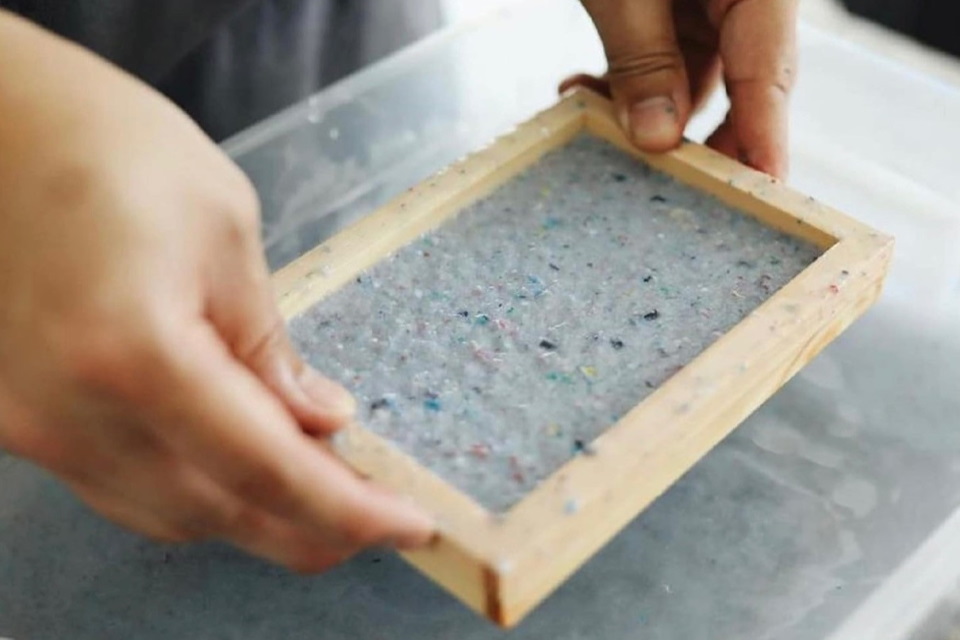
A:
[[4, 2, 960, 638]]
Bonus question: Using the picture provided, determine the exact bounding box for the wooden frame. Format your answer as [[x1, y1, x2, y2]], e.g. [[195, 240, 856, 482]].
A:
[[272, 89, 893, 627]]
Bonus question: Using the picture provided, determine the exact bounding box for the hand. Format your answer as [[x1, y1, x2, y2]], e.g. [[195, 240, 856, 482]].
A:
[[567, 0, 799, 178], [0, 11, 433, 571]]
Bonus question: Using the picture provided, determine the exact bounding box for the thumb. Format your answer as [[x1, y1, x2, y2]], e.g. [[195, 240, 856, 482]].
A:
[[582, 0, 691, 152], [206, 217, 356, 436]]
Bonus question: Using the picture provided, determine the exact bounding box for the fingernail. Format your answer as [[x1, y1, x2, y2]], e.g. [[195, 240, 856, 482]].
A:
[[628, 97, 679, 149], [299, 367, 356, 418], [370, 489, 437, 549], [390, 510, 437, 550]]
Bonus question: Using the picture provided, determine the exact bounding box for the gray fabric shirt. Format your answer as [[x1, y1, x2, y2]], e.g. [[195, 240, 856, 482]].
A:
[[1, 0, 441, 139]]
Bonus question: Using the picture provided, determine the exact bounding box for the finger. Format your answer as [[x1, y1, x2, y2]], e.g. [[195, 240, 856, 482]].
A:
[[66, 440, 247, 540], [558, 53, 718, 116], [205, 209, 355, 436], [705, 111, 738, 159], [152, 326, 434, 550], [80, 478, 353, 572], [582, 0, 691, 151], [73, 451, 370, 572], [226, 507, 359, 573], [708, 0, 799, 177], [558, 73, 612, 98], [673, 0, 721, 112], [681, 48, 720, 115], [69, 480, 194, 543]]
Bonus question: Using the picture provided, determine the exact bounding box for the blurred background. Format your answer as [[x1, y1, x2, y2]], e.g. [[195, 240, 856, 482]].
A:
[[837, 0, 960, 57], [383, 0, 960, 80], [442, 0, 960, 85], [169, 0, 960, 142], [433, 0, 960, 92]]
